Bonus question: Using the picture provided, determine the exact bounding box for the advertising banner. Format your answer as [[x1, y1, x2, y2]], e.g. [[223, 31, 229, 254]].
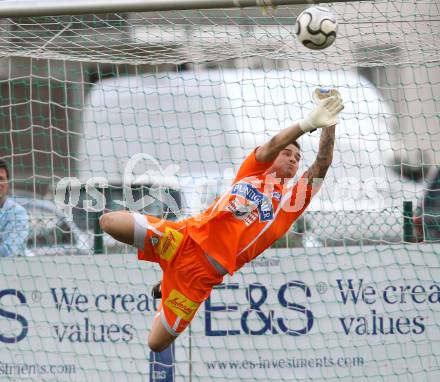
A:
[[1, 244, 439, 381]]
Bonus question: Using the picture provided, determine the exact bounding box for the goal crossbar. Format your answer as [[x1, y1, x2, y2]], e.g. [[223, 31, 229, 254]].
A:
[[0, 0, 371, 18]]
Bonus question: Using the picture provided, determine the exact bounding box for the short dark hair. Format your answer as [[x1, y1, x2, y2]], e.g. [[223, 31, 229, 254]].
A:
[[0, 159, 9, 180], [291, 141, 301, 151]]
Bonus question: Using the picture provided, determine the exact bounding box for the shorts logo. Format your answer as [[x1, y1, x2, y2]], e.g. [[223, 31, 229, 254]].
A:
[[150, 236, 160, 246], [164, 289, 200, 321], [230, 182, 273, 222], [158, 228, 183, 261]]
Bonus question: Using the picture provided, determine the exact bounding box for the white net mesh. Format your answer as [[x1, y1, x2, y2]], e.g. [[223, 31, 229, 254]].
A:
[[0, 1, 438, 66], [0, 1, 440, 381]]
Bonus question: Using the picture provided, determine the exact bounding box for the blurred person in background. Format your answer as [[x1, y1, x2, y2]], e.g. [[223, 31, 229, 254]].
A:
[[0, 159, 29, 257], [414, 168, 440, 242]]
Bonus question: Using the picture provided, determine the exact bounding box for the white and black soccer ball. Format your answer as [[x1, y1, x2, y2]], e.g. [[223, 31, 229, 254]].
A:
[[295, 6, 338, 50]]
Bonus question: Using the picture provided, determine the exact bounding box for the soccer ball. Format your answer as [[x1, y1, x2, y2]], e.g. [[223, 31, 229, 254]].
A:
[[295, 6, 337, 50]]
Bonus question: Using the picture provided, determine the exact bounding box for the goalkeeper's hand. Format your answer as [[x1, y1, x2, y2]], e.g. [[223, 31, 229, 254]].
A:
[[299, 88, 344, 133]]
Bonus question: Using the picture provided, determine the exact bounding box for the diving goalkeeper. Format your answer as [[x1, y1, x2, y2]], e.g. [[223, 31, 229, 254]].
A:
[[100, 88, 344, 352]]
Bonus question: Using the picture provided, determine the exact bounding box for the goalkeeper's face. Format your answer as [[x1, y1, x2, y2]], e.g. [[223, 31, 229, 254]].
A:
[[271, 144, 301, 180]]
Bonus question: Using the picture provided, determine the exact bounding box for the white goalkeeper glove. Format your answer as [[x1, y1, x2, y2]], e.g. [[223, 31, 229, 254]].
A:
[[299, 88, 344, 133]]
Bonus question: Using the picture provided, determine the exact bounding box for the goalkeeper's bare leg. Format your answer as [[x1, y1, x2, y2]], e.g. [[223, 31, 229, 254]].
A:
[[99, 211, 135, 246], [99, 211, 176, 352]]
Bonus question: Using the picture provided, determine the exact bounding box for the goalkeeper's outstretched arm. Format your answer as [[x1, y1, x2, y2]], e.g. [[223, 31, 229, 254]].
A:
[[256, 89, 343, 163], [305, 125, 336, 181]]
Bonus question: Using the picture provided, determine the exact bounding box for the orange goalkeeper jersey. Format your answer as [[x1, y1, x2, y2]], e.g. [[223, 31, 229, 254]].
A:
[[186, 148, 316, 275]]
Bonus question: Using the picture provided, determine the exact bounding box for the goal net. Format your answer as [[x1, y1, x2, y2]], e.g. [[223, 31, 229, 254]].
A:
[[0, 0, 439, 380]]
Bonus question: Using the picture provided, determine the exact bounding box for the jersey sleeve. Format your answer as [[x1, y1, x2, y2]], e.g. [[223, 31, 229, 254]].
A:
[[233, 147, 274, 183]]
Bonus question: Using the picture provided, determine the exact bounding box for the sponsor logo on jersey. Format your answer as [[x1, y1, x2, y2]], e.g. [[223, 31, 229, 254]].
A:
[[158, 227, 183, 261], [231, 182, 273, 222], [226, 199, 258, 225], [164, 289, 200, 321]]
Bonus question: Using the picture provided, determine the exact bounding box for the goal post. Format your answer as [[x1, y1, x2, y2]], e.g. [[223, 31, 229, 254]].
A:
[[0, 0, 370, 17], [0, 0, 439, 381]]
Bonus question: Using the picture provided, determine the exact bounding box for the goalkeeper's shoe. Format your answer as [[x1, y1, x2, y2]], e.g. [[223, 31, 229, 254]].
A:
[[151, 281, 162, 299]]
